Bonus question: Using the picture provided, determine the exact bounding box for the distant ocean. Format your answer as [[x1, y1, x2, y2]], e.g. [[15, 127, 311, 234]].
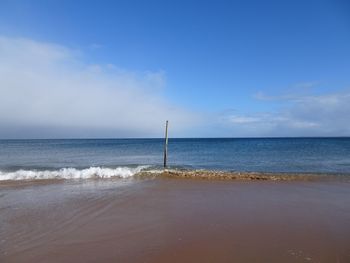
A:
[[1, 138, 350, 180]]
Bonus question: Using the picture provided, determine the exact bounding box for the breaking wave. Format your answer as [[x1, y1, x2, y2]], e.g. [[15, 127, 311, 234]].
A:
[[0, 166, 150, 181]]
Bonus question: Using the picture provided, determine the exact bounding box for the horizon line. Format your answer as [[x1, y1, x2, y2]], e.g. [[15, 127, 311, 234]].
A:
[[1, 136, 350, 140]]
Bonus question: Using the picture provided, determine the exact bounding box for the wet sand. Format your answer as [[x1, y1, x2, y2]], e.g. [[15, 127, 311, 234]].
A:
[[1, 177, 350, 263]]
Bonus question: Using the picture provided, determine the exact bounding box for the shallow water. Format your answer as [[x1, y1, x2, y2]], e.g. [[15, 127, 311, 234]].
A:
[[0, 138, 350, 181]]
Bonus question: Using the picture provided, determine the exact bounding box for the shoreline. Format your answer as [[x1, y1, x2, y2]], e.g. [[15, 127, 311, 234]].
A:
[[141, 169, 350, 181], [1, 168, 349, 186]]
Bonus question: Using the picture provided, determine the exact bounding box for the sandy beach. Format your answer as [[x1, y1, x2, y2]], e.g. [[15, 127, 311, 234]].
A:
[[2, 0, 350, 262], [1, 177, 349, 263]]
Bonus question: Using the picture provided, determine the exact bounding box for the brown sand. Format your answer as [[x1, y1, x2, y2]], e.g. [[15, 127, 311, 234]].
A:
[[1, 177, 350, 263]]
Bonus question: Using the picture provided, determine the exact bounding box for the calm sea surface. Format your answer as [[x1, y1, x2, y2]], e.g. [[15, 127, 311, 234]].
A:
[[0, 138, 350, 176]]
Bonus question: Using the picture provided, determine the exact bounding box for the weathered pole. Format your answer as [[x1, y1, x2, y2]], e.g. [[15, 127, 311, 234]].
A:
[[163, 120, 169, 168]]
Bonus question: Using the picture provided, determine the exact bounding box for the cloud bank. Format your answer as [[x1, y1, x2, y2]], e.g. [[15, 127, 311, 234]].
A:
[[0, 36, 349, 138], [219, 89, 350, 137], [0, 36, 198, 138]]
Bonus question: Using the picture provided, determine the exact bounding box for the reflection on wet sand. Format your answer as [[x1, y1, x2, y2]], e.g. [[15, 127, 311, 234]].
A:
[[1, 178, 350, 263]]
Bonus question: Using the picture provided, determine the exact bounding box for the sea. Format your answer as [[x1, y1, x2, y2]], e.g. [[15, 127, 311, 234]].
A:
[[1, 138, 350, 180]]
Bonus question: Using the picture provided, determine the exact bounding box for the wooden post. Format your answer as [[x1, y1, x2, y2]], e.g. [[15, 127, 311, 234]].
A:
[[163, 120, 169, 168]]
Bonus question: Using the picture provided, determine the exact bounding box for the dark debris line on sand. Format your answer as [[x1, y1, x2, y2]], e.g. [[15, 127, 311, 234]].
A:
[[138, 169, 345, 182]]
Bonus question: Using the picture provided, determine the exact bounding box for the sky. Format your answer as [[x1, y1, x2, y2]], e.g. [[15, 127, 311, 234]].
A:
[[0, 0, 350, 138]]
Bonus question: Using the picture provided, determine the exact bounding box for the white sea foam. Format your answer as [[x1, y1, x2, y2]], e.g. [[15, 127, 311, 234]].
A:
[[0, 166, 149, 181]]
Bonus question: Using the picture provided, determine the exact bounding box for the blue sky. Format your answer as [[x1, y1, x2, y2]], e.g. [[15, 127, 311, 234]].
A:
[[0, 0, 350, 138]]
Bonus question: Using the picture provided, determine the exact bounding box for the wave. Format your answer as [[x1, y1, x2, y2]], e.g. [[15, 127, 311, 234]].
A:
[[1, 166, 346, 182], [0, 166, 150, 181]]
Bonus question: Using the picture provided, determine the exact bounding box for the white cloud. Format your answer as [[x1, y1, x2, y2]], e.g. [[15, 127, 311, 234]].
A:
[[225, 115, 260, 124], [220, 89, 350, 137], [1, 36, 348, 138], [0, 36, 198, 138]]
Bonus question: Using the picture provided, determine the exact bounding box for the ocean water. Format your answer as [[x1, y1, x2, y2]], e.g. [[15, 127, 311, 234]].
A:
[[0, 138, 350, 180]]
